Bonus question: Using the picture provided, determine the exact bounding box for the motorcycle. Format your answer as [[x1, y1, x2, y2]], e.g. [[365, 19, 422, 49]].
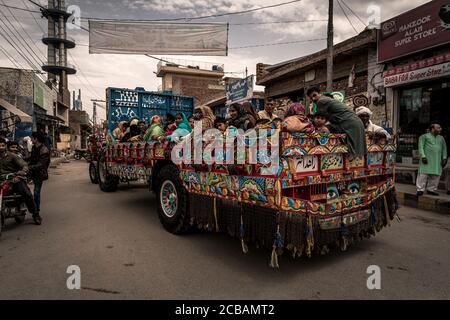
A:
[[0, 173, 28, 237], [74, 149, 88, 160]]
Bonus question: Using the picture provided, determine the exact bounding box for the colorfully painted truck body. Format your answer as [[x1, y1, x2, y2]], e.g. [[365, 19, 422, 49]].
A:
[[97, 130, 398, 266]]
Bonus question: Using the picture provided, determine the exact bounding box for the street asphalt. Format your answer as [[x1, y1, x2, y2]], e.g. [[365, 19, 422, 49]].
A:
[[0, 161, 449, 299]]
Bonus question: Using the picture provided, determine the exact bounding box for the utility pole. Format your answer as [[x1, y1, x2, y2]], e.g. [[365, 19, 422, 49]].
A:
[[90, 99, 106, 127], [326, 0, 334, 92], [245, 67, 248, 78], [92, 101, 97, 125]]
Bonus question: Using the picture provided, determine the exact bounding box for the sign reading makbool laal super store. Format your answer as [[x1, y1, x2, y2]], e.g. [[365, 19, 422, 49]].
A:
[[378, 0, 450, 62], [384, 61, 450, 87]]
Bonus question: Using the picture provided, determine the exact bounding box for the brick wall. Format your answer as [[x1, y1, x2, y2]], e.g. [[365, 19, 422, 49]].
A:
[[0, 68, 34, 115], [172, 75, 225, 106]]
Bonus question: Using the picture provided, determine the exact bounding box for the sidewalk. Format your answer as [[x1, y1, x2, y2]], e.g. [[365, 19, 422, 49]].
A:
[[396, 183, 450, 214]]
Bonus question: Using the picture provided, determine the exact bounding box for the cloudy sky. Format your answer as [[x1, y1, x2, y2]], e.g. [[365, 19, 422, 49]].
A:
[[0, 0, 429, 121]]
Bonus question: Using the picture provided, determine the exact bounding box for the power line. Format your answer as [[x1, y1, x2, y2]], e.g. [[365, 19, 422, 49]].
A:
[[81, 0, 303, 21], [232, 19, 327, 25], [0, 5, 46, 68], [0, 43, 22, 68], [22, 0, 46, 34], [230, 38, 326, 49], [26, 0, 45, 10], [68, 51, 100, 98], [0, 3, 40, 13], [337, 0, 358, 35], [0, 21, 41, 71], [1, 0, 47, 59], [340, 0, 367, 28]]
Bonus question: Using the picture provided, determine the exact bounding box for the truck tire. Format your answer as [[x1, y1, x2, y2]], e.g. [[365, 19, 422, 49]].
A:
[[156, 164, 190, 234], [97, 154, 118, 192], [89, 162, 99, 184]]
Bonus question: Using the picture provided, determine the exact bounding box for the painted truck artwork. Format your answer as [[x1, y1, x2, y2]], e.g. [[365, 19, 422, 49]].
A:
[[91, 126, 399, 267], [106, 87, 195, 131]]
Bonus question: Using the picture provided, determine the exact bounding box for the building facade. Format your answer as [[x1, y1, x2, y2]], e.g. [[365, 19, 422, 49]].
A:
[[156, 58, 225, 106], [0, 67, 66, 145], [378, 0, 450, 173], [69, 110, 91, 151], [256, 29, 382, 122]]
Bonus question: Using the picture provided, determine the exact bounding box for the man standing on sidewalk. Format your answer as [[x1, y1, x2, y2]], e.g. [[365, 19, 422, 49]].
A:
[[416, 124, 448, 196], [27, 132, 50, 222]]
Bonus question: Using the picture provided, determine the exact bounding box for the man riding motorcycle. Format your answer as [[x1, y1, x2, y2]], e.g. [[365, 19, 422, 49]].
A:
[[0, 137, 41, 225]]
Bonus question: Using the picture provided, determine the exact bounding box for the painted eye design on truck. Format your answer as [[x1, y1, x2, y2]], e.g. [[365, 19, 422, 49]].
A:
[[327, 184, 339, 200], [347, 182, 361, 195]]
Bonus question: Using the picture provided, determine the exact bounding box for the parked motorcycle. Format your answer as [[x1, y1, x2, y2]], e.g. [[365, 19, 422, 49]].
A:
[[0, 173, 28, 237]]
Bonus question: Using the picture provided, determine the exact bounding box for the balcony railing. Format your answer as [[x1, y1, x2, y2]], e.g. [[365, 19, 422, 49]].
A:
[[42, 34, 76, 48], [42, 61, 76, 75]]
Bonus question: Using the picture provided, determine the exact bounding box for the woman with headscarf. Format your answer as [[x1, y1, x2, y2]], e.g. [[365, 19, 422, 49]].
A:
[[282, 102, 315, 133], [143, 115, 165, 142], [242, 101, 257, 129], [168, 112, 192, 142], [193, 106, 215, 132], [228, 103, 255, 131], [112, 121, 126, 141], [121, 118, 142, 142]]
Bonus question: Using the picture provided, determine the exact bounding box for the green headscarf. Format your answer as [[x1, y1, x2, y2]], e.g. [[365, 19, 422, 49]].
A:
[[177, 113, 192, 132]]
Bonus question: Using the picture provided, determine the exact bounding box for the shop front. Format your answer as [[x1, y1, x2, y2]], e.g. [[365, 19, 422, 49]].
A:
[[383, 55, 450, 166], [378, 0, 450, 185]]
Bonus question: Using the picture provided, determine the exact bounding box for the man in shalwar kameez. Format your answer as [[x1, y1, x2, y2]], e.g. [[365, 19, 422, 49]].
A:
[[416, 124, 448, 196], [307, 87, 366, 156]]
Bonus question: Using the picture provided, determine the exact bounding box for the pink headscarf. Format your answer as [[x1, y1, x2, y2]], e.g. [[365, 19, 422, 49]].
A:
[[285, 102, 306, 117]]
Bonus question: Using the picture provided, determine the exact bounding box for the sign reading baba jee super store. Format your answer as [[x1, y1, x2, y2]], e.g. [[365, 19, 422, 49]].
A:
[[378, 0, 450, 62], [384, 61, 450, 87]]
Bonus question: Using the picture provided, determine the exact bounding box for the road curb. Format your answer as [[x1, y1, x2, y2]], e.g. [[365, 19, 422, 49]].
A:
[[396, 190, 450, 214]]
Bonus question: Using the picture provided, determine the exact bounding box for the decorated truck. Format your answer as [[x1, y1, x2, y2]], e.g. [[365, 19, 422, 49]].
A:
[[96, 123, 398, 267], [87, 87, 195, 184]]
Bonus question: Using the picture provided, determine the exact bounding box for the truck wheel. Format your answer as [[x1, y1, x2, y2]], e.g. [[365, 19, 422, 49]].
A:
[[156, 164, 190, 234], [89, 162, 99, 184], [97, 155, 118, 192]]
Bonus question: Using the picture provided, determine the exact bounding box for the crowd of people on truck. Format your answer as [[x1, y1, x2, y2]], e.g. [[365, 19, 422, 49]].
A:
[[111, 87, 398, 156], [108, 86, 397, 158], [0, 131, 50, 225]]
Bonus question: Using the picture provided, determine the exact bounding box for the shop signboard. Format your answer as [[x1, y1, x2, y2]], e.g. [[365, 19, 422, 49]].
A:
[[225, 75, 254, 105], [378, 0, 450, 62], [384, 61, 450, 87]]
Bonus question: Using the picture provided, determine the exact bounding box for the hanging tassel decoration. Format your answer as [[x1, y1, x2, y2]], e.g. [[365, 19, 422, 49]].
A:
[[239, 214, 248, 254], [213, 197, 220, 232], [269, 224, 282, 268], [305, 215, 314, 258], [383, 195, 391, 226], [340, 220, 350, 251]]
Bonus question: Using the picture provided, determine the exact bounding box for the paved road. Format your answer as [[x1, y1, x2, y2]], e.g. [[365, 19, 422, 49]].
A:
[[0, 161, 449, 299]]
